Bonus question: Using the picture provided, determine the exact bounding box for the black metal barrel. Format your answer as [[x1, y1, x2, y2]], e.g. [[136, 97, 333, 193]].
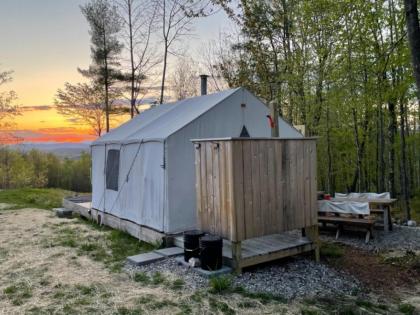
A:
[[199, 235, 223, 270], [183, 230, 204, 262]]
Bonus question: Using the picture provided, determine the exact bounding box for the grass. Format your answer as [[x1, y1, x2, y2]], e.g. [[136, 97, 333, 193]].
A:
[[0, 188, 74, 210], [209, 275, 232, 294], [320, 242, 344, 259], [171, 278, 185, 290], [133, 272, 150, 284], [43, 219, 154, 272], [3, 281, 33, 306], [300, 296, 396, 315], [208, 297, 235, 315], [382, 250, 420, 271], [398, 303, 416, 315]]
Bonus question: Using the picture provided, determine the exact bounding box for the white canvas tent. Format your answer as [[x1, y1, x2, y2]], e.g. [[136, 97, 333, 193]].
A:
[[91, 87, 303, 235]]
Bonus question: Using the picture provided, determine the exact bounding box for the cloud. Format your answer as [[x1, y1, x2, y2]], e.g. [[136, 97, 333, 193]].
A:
[[37, 127, 79, 133], [66, 118, 80, 123], [21, 105, 53, 111], [0, 129, 95, 144]]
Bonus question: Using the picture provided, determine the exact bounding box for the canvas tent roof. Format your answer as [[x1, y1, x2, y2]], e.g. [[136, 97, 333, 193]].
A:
[[93, 88, 241, 145], [93, 87, 302, 145]]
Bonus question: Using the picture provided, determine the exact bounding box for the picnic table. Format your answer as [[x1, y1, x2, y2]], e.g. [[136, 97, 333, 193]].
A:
[[332, 197, 397, 232]]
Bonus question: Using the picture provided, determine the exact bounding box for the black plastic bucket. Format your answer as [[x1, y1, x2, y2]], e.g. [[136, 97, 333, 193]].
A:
[[183, 230, 204, 262], [199, 235, 223, 270]]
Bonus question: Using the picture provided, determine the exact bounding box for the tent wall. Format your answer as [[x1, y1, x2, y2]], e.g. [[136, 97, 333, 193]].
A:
[[91, 141, 165, 232], [91, 145, 106, 211], [165, 89, 271, 233]]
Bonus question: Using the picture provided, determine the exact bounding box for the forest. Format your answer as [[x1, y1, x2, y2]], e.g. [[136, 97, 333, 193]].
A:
[[212, 0, 420, 219], [0, 0, 419, 219], [0, 148, 91, 192]]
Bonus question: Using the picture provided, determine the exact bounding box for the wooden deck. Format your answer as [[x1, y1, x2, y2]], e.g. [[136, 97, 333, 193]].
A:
[[175, 232, 315, 269]]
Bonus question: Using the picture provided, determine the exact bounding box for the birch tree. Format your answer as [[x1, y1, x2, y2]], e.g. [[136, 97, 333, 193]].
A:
[[116, 0, 159, 117], [155, 0, 213, 104]]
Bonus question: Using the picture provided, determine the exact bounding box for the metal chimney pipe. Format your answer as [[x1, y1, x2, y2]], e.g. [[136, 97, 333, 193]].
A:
[[200, 74, 209, 95]]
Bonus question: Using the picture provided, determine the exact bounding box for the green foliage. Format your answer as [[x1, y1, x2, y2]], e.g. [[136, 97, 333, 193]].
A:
[[209, 275, 232, 294], [0, 188, 72, 210], [0, 147, 91, 192], [217, 0, 420, 213]]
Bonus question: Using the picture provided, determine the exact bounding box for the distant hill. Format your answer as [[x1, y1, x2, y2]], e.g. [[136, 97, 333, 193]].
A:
[[11, 142, 91, 159]]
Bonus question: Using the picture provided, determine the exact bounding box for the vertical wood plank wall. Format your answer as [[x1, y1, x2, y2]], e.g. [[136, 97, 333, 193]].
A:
[[194, 138, 317, 242]]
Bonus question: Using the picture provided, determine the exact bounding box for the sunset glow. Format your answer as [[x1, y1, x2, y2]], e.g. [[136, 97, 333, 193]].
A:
[[0, 0, 227, 144]]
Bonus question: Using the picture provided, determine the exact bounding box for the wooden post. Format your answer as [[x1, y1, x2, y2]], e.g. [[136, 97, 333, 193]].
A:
[[231, 241, 242, 274], [304, 225, 320, 262], [382, 205, 390, 233], [269, 100, 279, 137]]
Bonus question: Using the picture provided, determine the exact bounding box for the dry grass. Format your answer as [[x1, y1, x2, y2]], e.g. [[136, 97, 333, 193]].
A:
[[1, 207, 418, 314], [0, 209, 297, 314]]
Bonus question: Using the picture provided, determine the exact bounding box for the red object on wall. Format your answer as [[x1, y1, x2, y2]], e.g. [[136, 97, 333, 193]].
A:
[[266, 115, 275, 128]]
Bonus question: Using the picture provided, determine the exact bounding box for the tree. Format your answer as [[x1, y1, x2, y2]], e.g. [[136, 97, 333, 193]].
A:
[[404, 0, 420, 108], [80, 0, 124, 133], [116, 0, 159, 118], [0, 69, 19, 130], [214, 0, 419, 221], [155, 0, 213, 104], [199, 37, 230, 92], [55, 82, 108, 137], [171, 57, 199, 100]]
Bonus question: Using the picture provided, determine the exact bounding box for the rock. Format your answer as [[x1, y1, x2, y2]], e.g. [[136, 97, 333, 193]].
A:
[[53, 208, 73, 218], [125, 256, 360, 299], [320, 225, 420, 252], [407, 220, 417, 227], [188, 257, 201, 268]]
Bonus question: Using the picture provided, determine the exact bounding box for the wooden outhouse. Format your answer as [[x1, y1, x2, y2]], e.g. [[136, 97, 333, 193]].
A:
[[192, 137, 319, 272]]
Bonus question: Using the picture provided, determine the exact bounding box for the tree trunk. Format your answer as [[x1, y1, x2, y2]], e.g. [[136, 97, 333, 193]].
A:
[[128, 0, 136, 118], [326, 102, 334, 194], [399, 99, 411, 220], [160, 44, 168, 104], [404, 0, 420, 106], [388, 99, 397, 198]]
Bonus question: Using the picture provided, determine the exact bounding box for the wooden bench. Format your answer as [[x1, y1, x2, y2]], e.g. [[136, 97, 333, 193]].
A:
[[318, 214, 376, 243]]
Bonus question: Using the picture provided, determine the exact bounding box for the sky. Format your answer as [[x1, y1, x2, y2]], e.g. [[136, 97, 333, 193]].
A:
[[0, 0, 231, 143]]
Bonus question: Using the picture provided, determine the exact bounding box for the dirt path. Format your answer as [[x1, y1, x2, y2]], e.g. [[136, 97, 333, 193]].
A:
[[0, 209, 297, 315]]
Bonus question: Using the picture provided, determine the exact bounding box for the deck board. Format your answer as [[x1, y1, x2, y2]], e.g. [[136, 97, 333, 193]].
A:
[[174, 232, 314, 268]]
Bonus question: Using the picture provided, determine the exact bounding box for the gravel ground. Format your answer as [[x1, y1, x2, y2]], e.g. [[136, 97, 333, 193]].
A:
[[320, 225, 420, 252], [125, 256, 360, 300]]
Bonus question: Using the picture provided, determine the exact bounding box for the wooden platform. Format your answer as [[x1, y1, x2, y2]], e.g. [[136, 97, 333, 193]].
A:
[[175, 232, 315, 269], [63, 196, 166, 244]]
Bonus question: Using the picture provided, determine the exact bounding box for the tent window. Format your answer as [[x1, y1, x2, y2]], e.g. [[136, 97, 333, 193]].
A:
[[106, 149, 120, 191], [240, 125, 250, 137]]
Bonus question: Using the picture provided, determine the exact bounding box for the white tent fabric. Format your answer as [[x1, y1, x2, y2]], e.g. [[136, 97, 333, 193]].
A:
[[335, 192, 390, 199], [318, 200, 370, 215], [91, 87, 304, 234]]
